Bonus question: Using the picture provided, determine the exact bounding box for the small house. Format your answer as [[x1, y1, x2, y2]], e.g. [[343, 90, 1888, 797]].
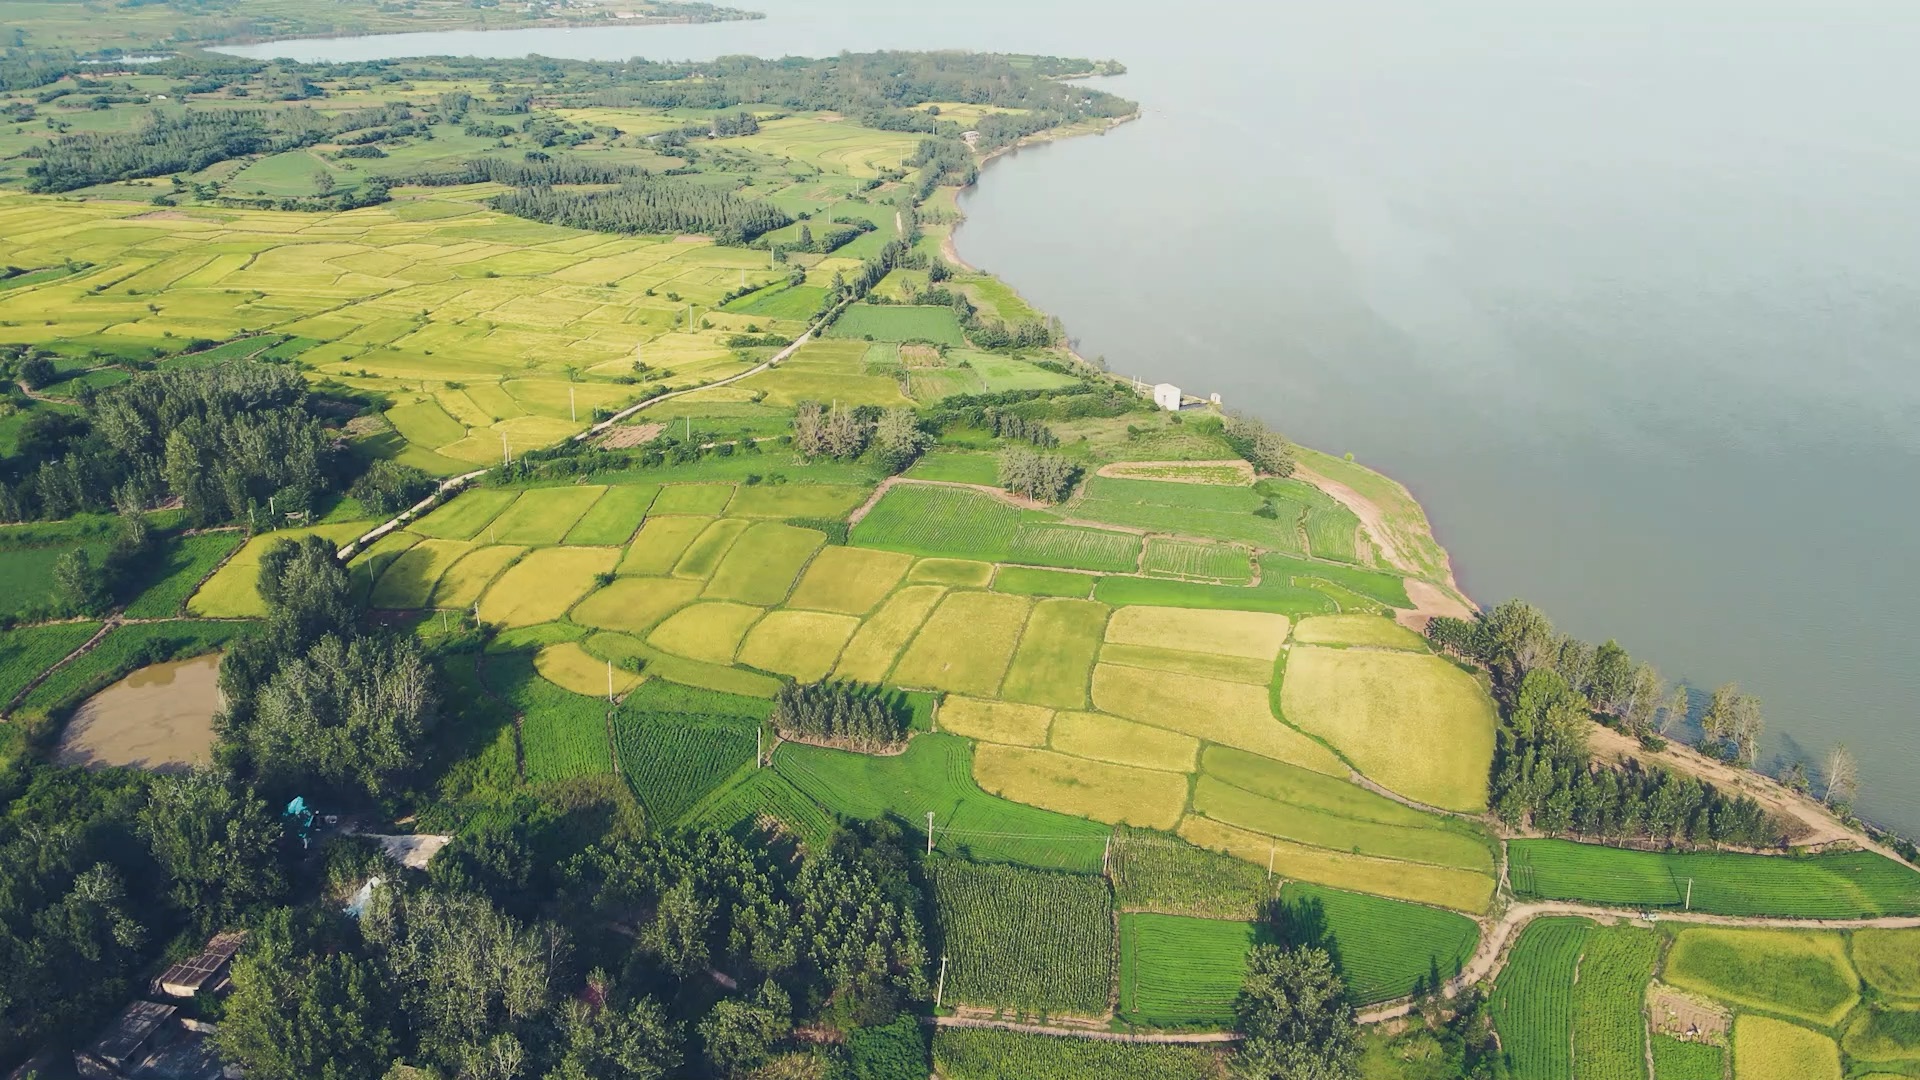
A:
[[1152, 383, 1182, 411], [152, 931, 246, 1001]]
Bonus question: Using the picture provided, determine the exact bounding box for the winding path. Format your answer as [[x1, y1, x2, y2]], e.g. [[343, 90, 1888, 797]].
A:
[[339, 326, 820, 560], [1355, 899, 1920, 1024]]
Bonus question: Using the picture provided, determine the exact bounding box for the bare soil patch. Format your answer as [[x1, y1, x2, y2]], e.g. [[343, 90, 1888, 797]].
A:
[[1648, 981, 1729, 1042], [900, 344, 943, 367], [1097, 459, 1254, 485], [1586, 723, 1856, 848], [599, 421, 664, 449]]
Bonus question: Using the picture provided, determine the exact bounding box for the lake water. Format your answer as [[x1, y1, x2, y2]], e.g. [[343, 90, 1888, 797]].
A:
[[226, 1, 1920, 834], [55, 652, 223, 771]]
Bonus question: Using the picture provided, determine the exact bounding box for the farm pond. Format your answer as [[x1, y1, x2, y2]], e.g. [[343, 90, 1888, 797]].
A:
[[54, 652, 223, 772]]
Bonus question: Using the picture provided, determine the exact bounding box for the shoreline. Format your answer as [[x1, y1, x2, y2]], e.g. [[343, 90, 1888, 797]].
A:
[[194, 10, 765, 54], [937, 107, 1920, 858], [945, 110, 1476, 613]]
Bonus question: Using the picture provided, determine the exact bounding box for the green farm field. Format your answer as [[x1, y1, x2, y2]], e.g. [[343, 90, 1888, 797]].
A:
[[1508, 839, 1920, 917], [1276, 883, 1480, 1006], [1118, 913, 1262, 1026], [929, 859, 1113, 1015], [1664, 928, 1860, 1027], [932, 1028, 1223, 1080], [826, 304, 967, 345], [1490, 917, 1589, 1080]]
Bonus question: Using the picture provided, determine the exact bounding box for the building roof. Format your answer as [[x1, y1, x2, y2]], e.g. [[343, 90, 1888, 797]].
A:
[[87, 1000, 175, 1064], [153, 931, 246, 999]]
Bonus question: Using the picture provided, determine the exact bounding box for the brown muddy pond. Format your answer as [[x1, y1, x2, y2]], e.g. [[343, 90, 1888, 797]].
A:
[[55, 652, 223, 772]]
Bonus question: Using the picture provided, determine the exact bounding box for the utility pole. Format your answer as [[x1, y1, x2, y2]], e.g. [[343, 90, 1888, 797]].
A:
[[756, 726, 763, 768], [934, 955, 949, 1008], [606, 659, 613, 703], [1267, 844, 1276, 881], [1102, 834, 1111, 877], [1685, 878, 1693, 910], [925, 811, 935, 855], [569, 385, 576, 423], [500, 429, 510, 466]]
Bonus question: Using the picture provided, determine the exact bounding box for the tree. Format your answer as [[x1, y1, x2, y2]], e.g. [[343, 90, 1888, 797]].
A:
[[1233, 944, 1358, 1080], [140, 769, 284, 931], [1703, 684, 1764, 766], [52, 547, 107, 614], [1588, 640, 1631, 714], [790, 401, 826, 458], [1480, 600, 1556, 683], [546, 984, 682, 1080], [700, 981, 791, 1077], [1823, 744, 1859, 806], [314, 170, 335, 195], [1220, 412, 1297, 477], [218, 909, 395, 1080], [1620, 662, 1665, 737], [16, 352, 54, 390], [1661, 685, 1690, 737], [870, 407, 929, 473], [998, 446, 1078, 503]]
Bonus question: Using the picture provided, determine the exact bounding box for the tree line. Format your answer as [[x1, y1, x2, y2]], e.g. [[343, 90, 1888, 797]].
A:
[[770, 680, 911, 752], [1432, 600, 1785, 847], [24, 102, 413, 193], [491, 177, 792, 245]]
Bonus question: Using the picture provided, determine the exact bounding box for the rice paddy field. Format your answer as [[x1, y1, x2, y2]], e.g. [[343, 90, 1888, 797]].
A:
[[1490, 918, 1590, 1080], [1275, 882, 1480, 1005], [1280, 646, 1496, 812], [0, 193, 803, 474], [1118, 913, 1263, 1025]]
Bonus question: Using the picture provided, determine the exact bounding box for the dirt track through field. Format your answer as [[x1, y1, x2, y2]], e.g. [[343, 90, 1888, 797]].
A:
[[340, 325, 820, 560]]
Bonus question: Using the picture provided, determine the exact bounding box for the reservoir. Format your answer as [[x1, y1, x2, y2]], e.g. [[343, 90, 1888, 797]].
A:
[[225, 1, 1920, 834]]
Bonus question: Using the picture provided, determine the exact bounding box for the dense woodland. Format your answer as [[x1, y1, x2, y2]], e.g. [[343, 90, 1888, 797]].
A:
[[0, 359, 344, 525]]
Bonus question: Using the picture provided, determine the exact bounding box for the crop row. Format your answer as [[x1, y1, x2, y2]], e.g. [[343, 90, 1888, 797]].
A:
[[0, 621, 102, 708], [612, 709, 756, 825], [931, 1028, 1221, 1080], [1489, 917, 1589, 1080], [1141, 538, 1254, 583], [929, 859, 1114, 1015], [1118, 913, 1258, 1025], [1570, 927, 1658, 1080]]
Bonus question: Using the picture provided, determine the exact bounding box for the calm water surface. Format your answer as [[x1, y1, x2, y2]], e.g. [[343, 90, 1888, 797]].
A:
[[228, 1, 1920, 832], [55, 652, 224, 771]]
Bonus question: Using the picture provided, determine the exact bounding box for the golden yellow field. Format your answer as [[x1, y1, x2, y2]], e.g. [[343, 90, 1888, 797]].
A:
[[1091, 663, 1346, 776], [1281, 647, 1496, 812], [973, 744, 1187, 830], [938, 697, 1054, 747]]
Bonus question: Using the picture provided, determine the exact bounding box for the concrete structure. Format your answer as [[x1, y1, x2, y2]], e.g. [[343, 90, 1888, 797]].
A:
[[1152, 382, 1182, 411]]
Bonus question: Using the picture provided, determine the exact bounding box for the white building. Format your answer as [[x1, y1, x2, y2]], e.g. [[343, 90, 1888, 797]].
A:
[[1152, 382, 1182, 411]]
